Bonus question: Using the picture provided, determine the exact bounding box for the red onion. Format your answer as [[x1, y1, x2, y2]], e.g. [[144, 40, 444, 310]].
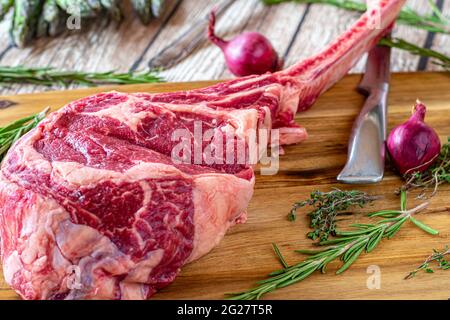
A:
[[207, 10, 280, 77], [387, 101, 441, 175]]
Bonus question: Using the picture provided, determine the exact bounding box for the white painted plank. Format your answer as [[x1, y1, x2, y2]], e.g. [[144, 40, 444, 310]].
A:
[[0, 1, 180, 95], [136, 0, 221, 81], [283, 0, 433, 74], [0, 0, 446, 97], [155, 0, 307, 81], [391, 0, 432, 72], [218, 1, 308, 78], [284, 4, 356, 70], [0, 9, 12, 53], [428, 0, 450, 71]]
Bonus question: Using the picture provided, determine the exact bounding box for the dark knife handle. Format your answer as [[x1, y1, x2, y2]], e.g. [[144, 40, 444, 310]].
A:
[[148, 0, 234, 69]]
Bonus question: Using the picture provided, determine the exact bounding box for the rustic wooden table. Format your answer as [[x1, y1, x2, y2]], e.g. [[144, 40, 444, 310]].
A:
[[0, 0, 449, 96], [1, 73, 450, 300]]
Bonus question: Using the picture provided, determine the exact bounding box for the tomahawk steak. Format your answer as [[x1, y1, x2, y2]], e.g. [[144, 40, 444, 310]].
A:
[[0, 0, 405, 299]]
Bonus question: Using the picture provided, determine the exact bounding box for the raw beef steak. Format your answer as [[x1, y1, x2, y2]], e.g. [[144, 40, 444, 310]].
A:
[[0, 0, 405, 299]]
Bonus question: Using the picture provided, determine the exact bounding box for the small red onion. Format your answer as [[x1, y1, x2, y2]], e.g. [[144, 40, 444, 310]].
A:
[[387, 101, 441, 175], [207, 10, 280, 77]]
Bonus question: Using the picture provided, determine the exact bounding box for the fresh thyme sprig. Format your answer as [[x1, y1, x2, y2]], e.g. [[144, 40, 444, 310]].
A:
[[0, 66, 164, 87], [288, 189, 379, 241], [0, 107, 49, 161], [405, 246, 450, 279], [400, 137, 450, 197], [228, 191, 438, 300], [262, 0, 450, 34]]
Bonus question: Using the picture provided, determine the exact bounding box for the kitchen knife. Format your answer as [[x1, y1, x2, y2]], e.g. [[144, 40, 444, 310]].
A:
[[337, 43, 391, 184], [147, 0, 234, 69]]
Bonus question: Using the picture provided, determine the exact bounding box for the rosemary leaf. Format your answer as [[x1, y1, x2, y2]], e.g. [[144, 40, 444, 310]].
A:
[[409, 216, 439, 235], [0, 66, 164, 87], [336, 244, 364, 274], [400, 188, 407, 211], [366, 228, 384, 253], [0, 107, 49, 161], [271, 243, 289, 268]]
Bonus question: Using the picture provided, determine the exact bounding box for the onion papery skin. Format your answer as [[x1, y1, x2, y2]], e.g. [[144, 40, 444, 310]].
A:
[[387, 101, 441, 175], [208, 11, 280, 77]]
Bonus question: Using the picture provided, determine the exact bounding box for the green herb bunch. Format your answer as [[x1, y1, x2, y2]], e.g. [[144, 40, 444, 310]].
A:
[[229, 191, 438, 300], [0, 66, 164, 87], [0, 107, 49, 161], [288, 188, 378, 241]]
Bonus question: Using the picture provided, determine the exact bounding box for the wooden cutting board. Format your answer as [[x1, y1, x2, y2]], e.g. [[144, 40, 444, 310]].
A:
[[0, 72, 449, 300]]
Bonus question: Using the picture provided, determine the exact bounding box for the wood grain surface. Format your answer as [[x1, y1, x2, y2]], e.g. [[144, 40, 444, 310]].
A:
[[0, 72, 449, 300], [0, 0, 449, 96]]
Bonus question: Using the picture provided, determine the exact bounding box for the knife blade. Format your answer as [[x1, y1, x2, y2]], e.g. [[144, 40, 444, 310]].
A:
[[337, 43, 391, 184], [147, 0, 234, 69]]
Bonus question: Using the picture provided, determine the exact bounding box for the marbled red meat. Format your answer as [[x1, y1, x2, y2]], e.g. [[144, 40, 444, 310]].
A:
[[0, 0, 405, 300]]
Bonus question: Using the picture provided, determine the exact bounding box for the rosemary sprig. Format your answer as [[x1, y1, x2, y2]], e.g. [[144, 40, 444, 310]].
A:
[[228, 191, 438, 300], [262, 0, 450, 34], [0, 66, 164, 87], [401, 137, 450, 197], [405, 246, 450, 279], [288, 189, 378, 241], [379, 38, 450, 72], [0, 107, 49, 161]]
